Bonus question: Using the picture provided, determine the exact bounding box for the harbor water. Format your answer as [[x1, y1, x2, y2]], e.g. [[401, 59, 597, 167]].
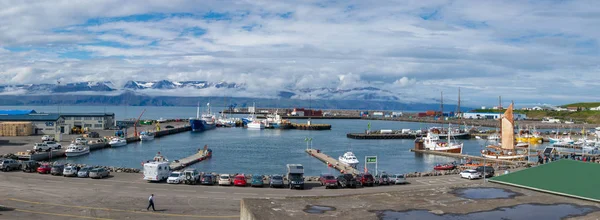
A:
[[9, 105, 551, 176]]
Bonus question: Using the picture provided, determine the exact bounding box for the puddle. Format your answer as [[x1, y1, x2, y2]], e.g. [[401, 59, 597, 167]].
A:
[[452, 187, 521, 200], [376, 203, 597, 220], [303, 205, 336, 214]]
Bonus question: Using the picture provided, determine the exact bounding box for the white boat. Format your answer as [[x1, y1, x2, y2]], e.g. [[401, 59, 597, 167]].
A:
[[65, 143, 90, 157], [421, 131, 464, 153], [247, 120, 265, 129], [338, 152, 359, 168], [481, 103, 528, 160], [75, 138, 87, 144], [109, 137, 127, 147], [487, 133, 500, 141], [157, 118, 167, 123], [140, 131, 155, 141]]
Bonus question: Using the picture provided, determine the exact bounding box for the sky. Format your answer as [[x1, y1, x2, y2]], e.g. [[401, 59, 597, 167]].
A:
[[0, 0, 599, 106]]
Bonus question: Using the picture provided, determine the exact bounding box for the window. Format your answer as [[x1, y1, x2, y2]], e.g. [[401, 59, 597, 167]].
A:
[[84, 117, 92, 120], [94, 124, 103, 128], [74, 117, 82, 120], [95, 117, 103, 120], [84, 124, 92, 127], [64, 117, 71, 120]]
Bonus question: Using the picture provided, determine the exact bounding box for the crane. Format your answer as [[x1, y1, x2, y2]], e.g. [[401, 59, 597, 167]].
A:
[[133, 109, 147, 137]]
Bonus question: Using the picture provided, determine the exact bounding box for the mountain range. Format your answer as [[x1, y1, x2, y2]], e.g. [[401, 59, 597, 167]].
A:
[[0, 80, 463, 111]]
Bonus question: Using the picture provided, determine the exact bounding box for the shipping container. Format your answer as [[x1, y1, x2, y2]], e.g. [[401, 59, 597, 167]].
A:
[[417, 113, 428, 117], [380, 129, 393, 134], [425, 110, 436, 116]]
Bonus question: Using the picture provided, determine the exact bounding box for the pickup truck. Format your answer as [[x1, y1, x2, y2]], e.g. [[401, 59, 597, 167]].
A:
[[0, 159, 21, 172]]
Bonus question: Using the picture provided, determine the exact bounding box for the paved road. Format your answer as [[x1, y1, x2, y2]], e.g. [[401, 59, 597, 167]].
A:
[[0, 171, 481, 219]]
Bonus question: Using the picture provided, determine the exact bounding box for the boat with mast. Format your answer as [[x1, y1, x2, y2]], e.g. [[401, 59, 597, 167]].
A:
[[418, 91, 463, 153], [190, 102, 216, 132], [481, 103, 528, 160]]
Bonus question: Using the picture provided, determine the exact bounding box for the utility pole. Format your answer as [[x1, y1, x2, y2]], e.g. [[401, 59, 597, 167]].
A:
[[457, 87, 461, 117]]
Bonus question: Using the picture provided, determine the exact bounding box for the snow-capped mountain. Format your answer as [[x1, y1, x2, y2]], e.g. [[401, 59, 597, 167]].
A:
[[0, 80, 409, 102]]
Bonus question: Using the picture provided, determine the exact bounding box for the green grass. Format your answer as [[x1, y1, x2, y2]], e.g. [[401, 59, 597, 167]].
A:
[[490, 160, 600, 202], [471, 109, 600, 124], [562, 102, 600, 108]]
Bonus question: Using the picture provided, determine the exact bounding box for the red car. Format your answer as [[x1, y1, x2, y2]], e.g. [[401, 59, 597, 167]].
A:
[[319, 174, 338, 189], [233, 175, 247, 187], [37, 164, 51, 174], [356, 173, 375, 187]]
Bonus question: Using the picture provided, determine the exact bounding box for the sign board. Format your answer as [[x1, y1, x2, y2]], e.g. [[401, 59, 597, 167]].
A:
[[366, 156, 377, 163]]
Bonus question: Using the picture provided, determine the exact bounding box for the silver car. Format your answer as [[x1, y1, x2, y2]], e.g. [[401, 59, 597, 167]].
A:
[[77, 166, 92, 178], [269, 174, 285, 188], [89, 168, 110, 179], [63, 165, 78, 177]]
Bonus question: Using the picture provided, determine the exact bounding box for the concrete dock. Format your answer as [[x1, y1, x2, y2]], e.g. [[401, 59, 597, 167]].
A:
[[169, 148, 213, 170], [16, 141, 109, 161], [292, 123, 331, 130], [305, 149, 359, 174]]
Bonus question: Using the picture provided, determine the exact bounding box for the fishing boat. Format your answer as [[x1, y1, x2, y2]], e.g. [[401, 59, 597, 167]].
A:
[[65, 143, 89, 157], [481, 103, 528, 160], [190, 102, 216, 132], [242, 102, 258, 125], [140, 131, 155, 141], [338, 152, 359, 168], [247, 120, 265, 129], [265, 110, 292, 129], [420, 128, 463, 153], [109, 137, 127, 147]]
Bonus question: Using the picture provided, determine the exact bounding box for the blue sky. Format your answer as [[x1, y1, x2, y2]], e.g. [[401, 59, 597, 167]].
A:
[[0, 0, 598, 106]]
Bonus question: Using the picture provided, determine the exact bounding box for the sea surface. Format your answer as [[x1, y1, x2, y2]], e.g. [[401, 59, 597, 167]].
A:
[[4, 105, 548, 176]]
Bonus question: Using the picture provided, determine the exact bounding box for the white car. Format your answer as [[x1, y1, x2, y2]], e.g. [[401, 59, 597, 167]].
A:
[[63, 165, 78, 177], [460, 169, 482, 180], [41, 135, 54, 141], [218, 174, 232, 186], [167, 172, 183, 184], [390, 174, 408, 184], [43, 141, 61, 149], [33, 143, 52, 152]]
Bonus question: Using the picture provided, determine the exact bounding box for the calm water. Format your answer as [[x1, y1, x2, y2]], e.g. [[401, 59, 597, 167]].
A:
[[7, 105, 546, 176]]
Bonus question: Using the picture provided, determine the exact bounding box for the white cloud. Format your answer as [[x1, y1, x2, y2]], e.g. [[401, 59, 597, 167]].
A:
[[0, 1, 598, 105]]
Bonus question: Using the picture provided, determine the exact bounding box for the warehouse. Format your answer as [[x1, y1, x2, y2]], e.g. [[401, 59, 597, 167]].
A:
[[0, 114, 64, 136], [462, 112, 527, 120], [60, 113, 116, 131]]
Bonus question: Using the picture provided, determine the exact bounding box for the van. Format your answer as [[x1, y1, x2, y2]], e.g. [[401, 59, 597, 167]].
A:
[[143, 162, 171, 182], [475, 166, 495, 178]]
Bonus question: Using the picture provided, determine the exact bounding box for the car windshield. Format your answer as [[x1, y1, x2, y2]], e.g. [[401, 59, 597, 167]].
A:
[[272, 176, 283, 180], [170, 173, 180, 177], [220, 175, 229, 179], [324, 176, 335, 180], [253, 176, 262, 180], [235, 176, 244, 180], [80, 168, 88, 171], [65, 167, 71, 171], [381, 175, 388, 178]]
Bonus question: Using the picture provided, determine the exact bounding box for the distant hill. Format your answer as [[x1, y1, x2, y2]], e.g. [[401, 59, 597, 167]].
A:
[[562, 102, 600, 108]]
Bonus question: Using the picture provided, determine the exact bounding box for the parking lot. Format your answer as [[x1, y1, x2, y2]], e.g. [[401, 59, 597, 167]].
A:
[[0, 170, 481, 219]]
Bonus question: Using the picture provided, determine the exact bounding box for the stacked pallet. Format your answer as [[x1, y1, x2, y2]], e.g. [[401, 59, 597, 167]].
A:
[[0, 122, 33, 136]]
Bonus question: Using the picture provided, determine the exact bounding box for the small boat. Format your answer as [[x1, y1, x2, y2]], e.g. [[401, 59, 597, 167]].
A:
[[75, 138, 87, 144], [247, 120, 265, 129], [65, 143, 90, 157], [487, 133, 500, 141], [140, 131, 155, 141], [338, 152, 359, 168], [433, 163, 456, 170], [475, 136, 481, 140], [109, 137, 127, 147]]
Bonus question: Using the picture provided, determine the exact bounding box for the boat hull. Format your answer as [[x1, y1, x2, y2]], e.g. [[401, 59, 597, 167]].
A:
[[481, 153, 527, 160], [190, 119, 216, 132], [338, 159, 358, 168], [109, 141, 127, 147], [65, 150, 90, 157], [437, 133, 471, 139], [140, 136, 154, 141], [427, 147, 463, 154]]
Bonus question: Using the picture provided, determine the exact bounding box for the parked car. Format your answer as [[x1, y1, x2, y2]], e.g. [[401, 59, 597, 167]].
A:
[[460, 169, 482, 180], [233, 174, 247, 187], [33, 143, 52, 152], [0, 159, 21, 172], [51, 164, 65, 176], [200, 174, 216, 185], [77, 166, 92, 178], [41, 135, 54, 141], [251, 175, 264, 187], [337, 174, 358, 188], [475, 166, 495, 178], [87, 131, 100, 138], [63, 165, 79, 177], [167, 172, 183, 184], [89, 168, 110, 179], [375, 172, 391, 185], [166, 125, 175, 129], [37, 164, 52, 174], [356, 173, 375, 187], [269, 174, 284, 188], [182, 169, 200, 185], [21, 160, 39, 173], [319, 174, 338, 189], [218, 174, 232, 186], [43, 141, 61, 149], [390, 174, 408, 184]]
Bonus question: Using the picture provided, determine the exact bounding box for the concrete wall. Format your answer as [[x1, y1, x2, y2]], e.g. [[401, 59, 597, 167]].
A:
[[31, 120, 60, 135], [63, 115, 115, 130], [240, 200, 258, 220]]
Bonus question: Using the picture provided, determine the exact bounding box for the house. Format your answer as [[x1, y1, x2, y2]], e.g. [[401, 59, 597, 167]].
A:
[[530, 106, 544, 111], [566, 107, 579, 112], [462, 112, 527, 120], [590, 106, 600, 111]]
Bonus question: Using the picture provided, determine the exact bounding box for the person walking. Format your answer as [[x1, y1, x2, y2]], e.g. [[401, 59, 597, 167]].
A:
[[147, 194, 156, 211]]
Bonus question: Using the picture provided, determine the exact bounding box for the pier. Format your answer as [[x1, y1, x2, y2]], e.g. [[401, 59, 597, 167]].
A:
[[292, 123, 331, 130], [17, 141, 109, 161], [305, 149, 359, 174], [169, 147, 213, 170], [409, 148, 524, 165]]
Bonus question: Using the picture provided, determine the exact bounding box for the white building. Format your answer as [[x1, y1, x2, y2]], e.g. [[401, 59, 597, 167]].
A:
[[590, 106, 600, 111], [462, 112, 527, 120]]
